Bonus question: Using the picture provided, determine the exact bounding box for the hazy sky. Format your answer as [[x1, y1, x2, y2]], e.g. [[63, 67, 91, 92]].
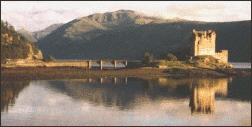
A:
[[1, 1, 251, 32]]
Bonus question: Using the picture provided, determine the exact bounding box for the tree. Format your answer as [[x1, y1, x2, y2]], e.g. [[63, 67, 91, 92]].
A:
[[166, 53, 177, 61], [142, 51, 154, 65], [43, 55, 56, 62], [4, 21, 8, 27], [8, 25, 14, 31]]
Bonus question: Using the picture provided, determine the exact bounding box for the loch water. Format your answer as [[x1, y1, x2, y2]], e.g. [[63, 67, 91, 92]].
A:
[[1, 75, 251, 126], [1, 62, 251, 126]]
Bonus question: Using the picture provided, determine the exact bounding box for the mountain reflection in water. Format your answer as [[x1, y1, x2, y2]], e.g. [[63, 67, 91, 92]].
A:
[[1, 76, 251, 126], [1, 81, 30, 112]]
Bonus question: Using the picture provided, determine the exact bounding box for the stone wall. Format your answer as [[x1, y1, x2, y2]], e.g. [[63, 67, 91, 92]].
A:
[[214, 50, 228, 64], [191, 29, 216, 56]]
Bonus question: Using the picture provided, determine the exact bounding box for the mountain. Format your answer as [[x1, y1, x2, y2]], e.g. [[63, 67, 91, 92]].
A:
[[17, 23, 63, 42], [32, 23, 63, 41], [17, 28, 37, 42], [36, 10, 251, 62]]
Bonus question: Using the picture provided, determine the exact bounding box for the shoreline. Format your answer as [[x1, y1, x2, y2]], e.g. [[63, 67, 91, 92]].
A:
[[1, 66, 250, 81]]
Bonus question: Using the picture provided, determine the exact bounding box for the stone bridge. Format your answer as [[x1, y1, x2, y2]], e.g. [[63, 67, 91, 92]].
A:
[[87, 60, 131, 70], [2, 59, 141, 70]]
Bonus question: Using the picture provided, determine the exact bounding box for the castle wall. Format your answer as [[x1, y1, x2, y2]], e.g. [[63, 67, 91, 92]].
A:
[[191, 29, 216, 56], [190, 29, 228, 63], [214, 50, 228, 64]]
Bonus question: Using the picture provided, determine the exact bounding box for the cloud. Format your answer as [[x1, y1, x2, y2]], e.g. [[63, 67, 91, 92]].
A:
[[1, 1, 251, 32], [1, 8, 84, 32], [165, 1, 251, 22]]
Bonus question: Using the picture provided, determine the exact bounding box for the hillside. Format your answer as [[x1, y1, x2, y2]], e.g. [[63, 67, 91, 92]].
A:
[[17, 23, 63, 43], [1, 20, 43, 63], [17, 28, 37, 42], [32, 23, 63, 41], [36, 10, 251, 62]]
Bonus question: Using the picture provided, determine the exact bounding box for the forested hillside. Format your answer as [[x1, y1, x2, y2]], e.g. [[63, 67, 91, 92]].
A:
[[1, 20, 41, 63]]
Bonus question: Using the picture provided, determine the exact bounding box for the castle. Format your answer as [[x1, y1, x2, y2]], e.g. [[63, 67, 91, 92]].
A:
[[190, 29, 228, 63]]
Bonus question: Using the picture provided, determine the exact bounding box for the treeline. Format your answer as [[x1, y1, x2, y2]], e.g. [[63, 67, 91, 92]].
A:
[[1, 20, 40, 62], [142, 47, 190, 66]]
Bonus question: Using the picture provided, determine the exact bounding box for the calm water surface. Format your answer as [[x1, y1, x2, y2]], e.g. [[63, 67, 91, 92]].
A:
[[1, 75, 251, 126]]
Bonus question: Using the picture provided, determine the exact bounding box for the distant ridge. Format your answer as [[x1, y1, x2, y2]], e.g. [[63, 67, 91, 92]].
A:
[[17, 23, 63, 42], [17, 28, 37, 42], [32, 23, 63, 41]]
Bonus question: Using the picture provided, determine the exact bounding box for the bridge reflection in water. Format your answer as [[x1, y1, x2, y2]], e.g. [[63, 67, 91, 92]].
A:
[[64, 77, 128, 84]]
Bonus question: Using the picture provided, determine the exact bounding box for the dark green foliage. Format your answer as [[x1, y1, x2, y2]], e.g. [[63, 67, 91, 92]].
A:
[[168, 47, 191, 61], [166, 53, 177, 61], [43, 55, 56, 62], [186, 55, 229, 68], [188, 55, 219, 63], [1, 43, 29, 62], [160, 53, 178, 61], [32, 45, 39, 55], [142, 51, 155, 65]]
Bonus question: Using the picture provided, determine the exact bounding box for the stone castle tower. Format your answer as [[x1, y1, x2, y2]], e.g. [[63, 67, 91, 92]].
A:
[[190, 29, 228, 63]]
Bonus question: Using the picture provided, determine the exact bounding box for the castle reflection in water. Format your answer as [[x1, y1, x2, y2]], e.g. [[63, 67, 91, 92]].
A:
[[189, 78, 232, 114], [1, 77, 233, 114]]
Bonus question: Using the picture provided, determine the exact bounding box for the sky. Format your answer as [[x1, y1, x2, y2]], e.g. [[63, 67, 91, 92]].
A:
[[1, 1, 251, 32]]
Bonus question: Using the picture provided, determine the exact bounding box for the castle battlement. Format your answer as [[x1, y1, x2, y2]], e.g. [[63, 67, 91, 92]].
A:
[[192, 29, 215, 39], [190, 29, 228, 63]]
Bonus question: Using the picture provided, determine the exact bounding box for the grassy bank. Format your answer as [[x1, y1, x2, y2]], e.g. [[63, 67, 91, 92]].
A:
[[1, 66, 250, 81]]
